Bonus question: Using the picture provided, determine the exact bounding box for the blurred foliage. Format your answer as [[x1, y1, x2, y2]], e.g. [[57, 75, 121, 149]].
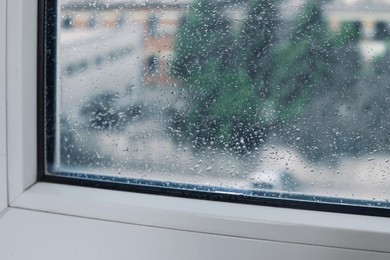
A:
[[171, 0, 235, 79], [337, 21, 362, 43], [170, 0, 365, 156], [238, 0, 279, 82], [269, 1, 333, 121]]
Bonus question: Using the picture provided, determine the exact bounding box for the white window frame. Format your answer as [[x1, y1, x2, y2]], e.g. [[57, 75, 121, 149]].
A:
[[4, 0, 390, 257]]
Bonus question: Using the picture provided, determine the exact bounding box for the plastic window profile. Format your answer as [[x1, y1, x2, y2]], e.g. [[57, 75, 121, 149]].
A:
[[37, 0, 390, 218]]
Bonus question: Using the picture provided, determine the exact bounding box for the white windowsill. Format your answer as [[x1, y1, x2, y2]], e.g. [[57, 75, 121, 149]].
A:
[[11, 181, 390, 254]]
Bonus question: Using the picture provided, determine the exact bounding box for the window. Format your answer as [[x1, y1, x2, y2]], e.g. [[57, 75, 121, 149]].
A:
[[62, 14, 74, 29], [39, 0, 390, 218], [375, 21, 390, 40], [87, 16, 98, 28], [147, 55, 159, 73], [3, 1, 390, 258], [147, 14, 159, 37]]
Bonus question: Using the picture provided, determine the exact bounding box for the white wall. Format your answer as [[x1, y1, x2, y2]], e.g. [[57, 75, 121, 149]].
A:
[[0, 0, 7, 213], [6, 0, 37, 204]]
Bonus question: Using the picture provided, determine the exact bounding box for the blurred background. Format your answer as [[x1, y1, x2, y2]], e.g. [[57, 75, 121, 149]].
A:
[[55, 0, 390, 203]]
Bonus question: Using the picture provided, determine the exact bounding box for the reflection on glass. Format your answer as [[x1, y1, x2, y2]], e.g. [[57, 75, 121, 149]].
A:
[[53, 0, 390, 206]]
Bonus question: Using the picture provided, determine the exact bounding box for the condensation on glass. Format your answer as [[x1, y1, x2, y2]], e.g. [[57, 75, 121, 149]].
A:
[[51, 0, 390, 207]]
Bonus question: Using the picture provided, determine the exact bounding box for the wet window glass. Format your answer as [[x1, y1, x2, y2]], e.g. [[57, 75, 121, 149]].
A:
[[46, 0, 390, 212]]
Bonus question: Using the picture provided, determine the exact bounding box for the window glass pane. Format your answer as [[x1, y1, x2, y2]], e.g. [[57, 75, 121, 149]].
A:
[[48, 0, 390, 210]]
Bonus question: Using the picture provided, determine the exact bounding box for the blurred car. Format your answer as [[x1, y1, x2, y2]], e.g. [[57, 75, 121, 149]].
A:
[[247, 170, 300, 192]]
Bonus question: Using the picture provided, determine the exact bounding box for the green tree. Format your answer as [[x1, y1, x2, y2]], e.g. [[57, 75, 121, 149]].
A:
[[329, 20, 362, 93], [268, 0, 332, 122], [239, 0, 279, 83], [275, 6, 364, 163], [171, 0, 235, 80], [337, 21, 361, 43], [170, 0, 340, 155], [170, 0, 284, 153], [170, 0, 239, 151]]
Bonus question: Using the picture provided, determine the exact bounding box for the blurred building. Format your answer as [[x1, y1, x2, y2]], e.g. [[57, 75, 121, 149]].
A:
[[60, 0, 390, 88], [60, 0, 191, 87], [325, 0, 390, 40]]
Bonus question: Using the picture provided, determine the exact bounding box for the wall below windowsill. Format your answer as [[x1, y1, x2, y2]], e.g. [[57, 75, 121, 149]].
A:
[[0, 207, 389, 260]]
